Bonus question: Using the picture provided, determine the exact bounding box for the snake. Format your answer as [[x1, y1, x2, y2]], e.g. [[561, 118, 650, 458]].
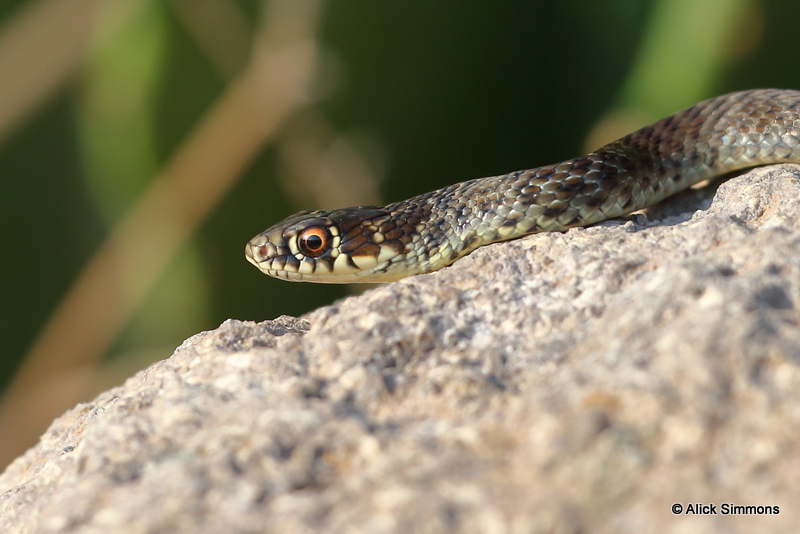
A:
[[246, 89, 800, 283]]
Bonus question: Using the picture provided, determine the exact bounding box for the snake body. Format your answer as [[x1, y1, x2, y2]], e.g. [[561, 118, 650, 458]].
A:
[[247, 89, 800, 283]]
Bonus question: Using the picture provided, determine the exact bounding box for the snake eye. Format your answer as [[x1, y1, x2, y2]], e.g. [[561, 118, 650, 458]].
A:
[[298, 227, 332, 258]]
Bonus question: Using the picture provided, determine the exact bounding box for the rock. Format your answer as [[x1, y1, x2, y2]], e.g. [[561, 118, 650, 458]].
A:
[[2, 165, 800, 534]]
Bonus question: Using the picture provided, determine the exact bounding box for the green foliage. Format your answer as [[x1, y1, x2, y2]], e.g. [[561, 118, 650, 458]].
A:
[[2, 0, 799, 396]]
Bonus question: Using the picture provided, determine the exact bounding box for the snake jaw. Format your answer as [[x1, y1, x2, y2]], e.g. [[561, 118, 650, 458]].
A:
[[246, 207, 411, 283]]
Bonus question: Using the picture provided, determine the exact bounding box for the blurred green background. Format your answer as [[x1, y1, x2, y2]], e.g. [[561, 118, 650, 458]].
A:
[[1, 0, 799, 468]]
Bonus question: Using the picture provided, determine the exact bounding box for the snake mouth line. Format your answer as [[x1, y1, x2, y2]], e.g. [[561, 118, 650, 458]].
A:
[[246, 235, 406, 283]]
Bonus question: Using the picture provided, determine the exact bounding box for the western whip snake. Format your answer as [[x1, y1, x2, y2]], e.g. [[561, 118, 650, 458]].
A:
[[246, 89, 800, 283]]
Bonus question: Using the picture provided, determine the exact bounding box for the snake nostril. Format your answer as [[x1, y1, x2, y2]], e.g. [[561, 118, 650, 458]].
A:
[[245, 240, 271, 264]]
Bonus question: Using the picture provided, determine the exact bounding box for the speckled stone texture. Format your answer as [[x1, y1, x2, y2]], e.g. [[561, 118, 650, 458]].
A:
[[2, 165, 800, 534]]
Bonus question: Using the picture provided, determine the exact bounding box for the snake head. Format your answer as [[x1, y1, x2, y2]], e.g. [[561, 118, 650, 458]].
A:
[[246, 207, 411, 283]]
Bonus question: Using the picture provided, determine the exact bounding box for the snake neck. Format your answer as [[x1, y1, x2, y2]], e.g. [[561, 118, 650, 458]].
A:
[[383, 152, 660, 275]]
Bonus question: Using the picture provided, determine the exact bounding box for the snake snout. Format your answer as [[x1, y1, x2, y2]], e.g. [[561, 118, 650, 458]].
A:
[[245, 234, 276, 268]]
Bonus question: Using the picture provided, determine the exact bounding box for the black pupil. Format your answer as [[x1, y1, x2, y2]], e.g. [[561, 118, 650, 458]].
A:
[[305, 234, 323, 251]]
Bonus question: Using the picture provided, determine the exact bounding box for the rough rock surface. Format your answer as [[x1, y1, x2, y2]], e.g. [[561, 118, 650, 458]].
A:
[[3, 166, 800, 534]]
